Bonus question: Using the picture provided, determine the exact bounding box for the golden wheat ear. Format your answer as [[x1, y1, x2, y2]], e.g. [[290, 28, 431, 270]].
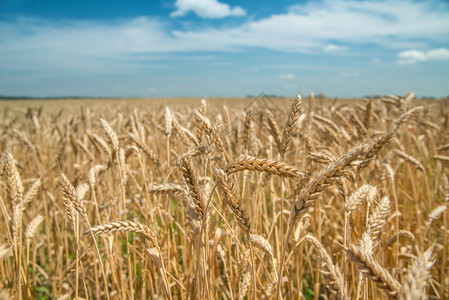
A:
[[215, 168, 251, 237], [345, 244, 401, 298], [281, 94, 302, 158], [85, 221, 157, 244], [225, 156, 304, 178], [399, 244, 436, 300], [304, 234, 346, 299]]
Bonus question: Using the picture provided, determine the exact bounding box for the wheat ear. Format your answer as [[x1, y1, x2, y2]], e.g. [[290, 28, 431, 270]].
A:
[[366, 196, 391, 244], [180, 157, 205, 220], [128, 133, 159, 165], [313, 114, 341, 136], [23, 179, 41, 205], [345, 184, 378, 213], [308, 152, 336, 164], [147, 183, 183, 195], [59, 171, 87, 219], [98, 118, 118, 152], [172, 116, 190, 146], [3, 151, 24, 206], [216, 168, 250, 237], [399, 245, 435, 300], [291, 141, 368, 222], [195, 111, 224, 152], [86, 221, 156, 244], [281, 94, 302, 158], [266, 110, 283, 153], [11, 129, 40, 161], [226, 156, 304, 178], [351, 112, 368, 138], [25, 214, 44, 243], [394, 150, 425, 173], [304, 234, 345, 299], [90, 132, 112, 160], [164, 106, 172, 139], [222, 105, 231, 135], [346, 244, 401, 298], [3, 150, 25, 299]]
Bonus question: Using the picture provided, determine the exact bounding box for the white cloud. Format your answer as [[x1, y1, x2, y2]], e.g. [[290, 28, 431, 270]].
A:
[[170, 0, 449, 52], [1, 0, 449, 73], [279, 73, 296, 80], [398, 48, 449, 64], [324, 44, 345, 52], [170, 0, 246, 18]]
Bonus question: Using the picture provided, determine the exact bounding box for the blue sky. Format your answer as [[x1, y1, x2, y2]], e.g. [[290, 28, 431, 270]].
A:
[[1, 0, 449, 98]]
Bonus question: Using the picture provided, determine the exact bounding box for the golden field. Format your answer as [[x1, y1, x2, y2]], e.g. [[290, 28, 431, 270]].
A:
[[0, 94, 448, 299]]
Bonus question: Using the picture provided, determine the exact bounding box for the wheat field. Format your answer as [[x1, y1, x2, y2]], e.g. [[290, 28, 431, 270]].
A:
[[0, 93, 448, 299]]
